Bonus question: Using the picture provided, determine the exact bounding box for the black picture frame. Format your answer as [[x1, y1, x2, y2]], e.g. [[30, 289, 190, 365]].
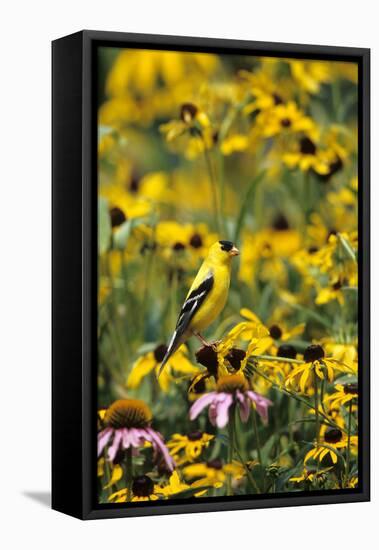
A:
[[52, 30, 370, 520]]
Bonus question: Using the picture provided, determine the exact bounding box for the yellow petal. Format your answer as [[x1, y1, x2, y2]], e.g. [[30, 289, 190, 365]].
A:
[[127, 354, 156, 388], [304, 448, 316, 464], [104, 464, 123, 489], [300, 366, 310, 393]]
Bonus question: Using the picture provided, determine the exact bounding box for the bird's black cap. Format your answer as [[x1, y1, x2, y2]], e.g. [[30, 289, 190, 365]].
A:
[[219, 240, 234, 252]]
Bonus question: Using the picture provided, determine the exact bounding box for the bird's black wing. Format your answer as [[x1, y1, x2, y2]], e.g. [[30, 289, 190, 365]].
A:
[[175, 272, 214, 336], [158, 272, 214, 375]]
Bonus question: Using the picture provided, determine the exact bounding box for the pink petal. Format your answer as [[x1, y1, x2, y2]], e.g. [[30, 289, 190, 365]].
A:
[[189, 392, 217, 420], [121, 428, 132, 449], [215, 393, 233, 428], [146, 428, 175, 471], [236, 390, 251, 423], [97, 428, 113, 456], [107, 429, 123, 462], [128, 427, 143, 448], [247, 391, 273, 425]]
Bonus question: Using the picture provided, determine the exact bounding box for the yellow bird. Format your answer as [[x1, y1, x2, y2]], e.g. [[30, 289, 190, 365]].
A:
[[158, 240, 239, 376]]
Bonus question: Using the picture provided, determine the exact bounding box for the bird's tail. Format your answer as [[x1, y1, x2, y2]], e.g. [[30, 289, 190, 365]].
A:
[[157, 329, 182, 378]]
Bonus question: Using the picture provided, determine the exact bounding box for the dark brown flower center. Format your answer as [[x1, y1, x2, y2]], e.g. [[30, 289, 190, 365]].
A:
[[300, 137, 317, 155], [190, 376, 207, 394], [154, 344, 168, 362], [272, 214, 289, 231], [172, 242, 186, 251], [269, 325, 283, 340], [187, 431, 203, 441], [190, 233, 203, 248], [324, 427, 343, 444], [207, 458, 223, 470], [303, 344, 325, 363], [226, 348, 246, 371], [332, 280, 343, 290], [132, 475, 155, 497], [281, 118, 292, 128], [308, 246, 319, 254], [195, 345, 218, 375], [104, 399, 152, 429], [129, 173, 140, 193], [344, 383, 358, 395], [180, 103, 198, 123], [110, 207, 127, 228], [216, 374, 248, 393], [317, 157, 343, 182], [277, 344, 297, 359], [273, 93, 284, 105]]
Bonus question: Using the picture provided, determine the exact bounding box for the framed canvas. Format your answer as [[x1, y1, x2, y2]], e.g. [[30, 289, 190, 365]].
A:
[[52, 30, 370, 520]]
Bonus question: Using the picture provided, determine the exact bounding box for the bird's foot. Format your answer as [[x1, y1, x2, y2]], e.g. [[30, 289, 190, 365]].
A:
[[193, 332, 220, 351]]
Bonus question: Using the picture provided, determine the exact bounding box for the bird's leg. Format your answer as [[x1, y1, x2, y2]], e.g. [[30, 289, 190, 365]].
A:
[[193, 331, 218, 351]]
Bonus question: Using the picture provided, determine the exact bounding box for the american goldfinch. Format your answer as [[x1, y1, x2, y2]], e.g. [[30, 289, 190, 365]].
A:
[[158, 240, 239, 376]]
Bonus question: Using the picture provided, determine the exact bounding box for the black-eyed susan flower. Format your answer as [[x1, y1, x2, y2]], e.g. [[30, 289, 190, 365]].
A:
[[108, 471, 197, 502], [167, 432, 214, 465], [160, 102, 214, 159], [304, 426, 358, 465], [282, 136, 331, 175], [109, 475, 161, 502], [285, 344, 339, 393], [127, 344, 199, 393], [324, 382, 358, 410], [255, 101, 319, 140], [240, 307, 305, 347], [183, 459, 244, 489], [189, 374, 272, 428], [315, 277, 348, 306], [98, 399, 174, 471], [157, 470, 194, 497], [290, 466, 333, 484], [239, 68, 289, 114], [288, 60, 330, 94], [321, 340, 358, 373]]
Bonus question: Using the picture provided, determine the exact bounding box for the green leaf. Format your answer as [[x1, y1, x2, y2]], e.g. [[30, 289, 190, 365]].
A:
[[282, 301, 332, 330], [112, 217, 148, 250], [261, 434, 276, 464], [98, 197, 111, 255], [234, 170, 266, 243]]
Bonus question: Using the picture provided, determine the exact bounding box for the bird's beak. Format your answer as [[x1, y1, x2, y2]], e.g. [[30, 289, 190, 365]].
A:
[[230, 246, 240, 256]]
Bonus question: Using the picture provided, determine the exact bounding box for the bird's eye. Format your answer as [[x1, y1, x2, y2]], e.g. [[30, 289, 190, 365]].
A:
[[219, 240, 234, 252]]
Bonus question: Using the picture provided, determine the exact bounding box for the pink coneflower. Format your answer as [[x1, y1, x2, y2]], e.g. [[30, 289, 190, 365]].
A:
[[98, 399, 175, 471], [189, 374, 272, 428]]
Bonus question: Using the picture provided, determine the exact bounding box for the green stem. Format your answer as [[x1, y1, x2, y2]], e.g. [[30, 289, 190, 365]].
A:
[[217, 151, 227, 238], [253, 354, 303, 365], [233, 444, 260, 494], [226, 406, 235, 496], [247, 361, 347, 434], [314, 371, 320, 447], [104, 458, 114, 499], [252, 409, 263, 466], [125, 448, 133, 503], [141, 238, 156, 335], [203, 144, 221, 234], [170, 268, 179, 332], [345, 399, 353, 486], [338, 233, 357, 263]]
